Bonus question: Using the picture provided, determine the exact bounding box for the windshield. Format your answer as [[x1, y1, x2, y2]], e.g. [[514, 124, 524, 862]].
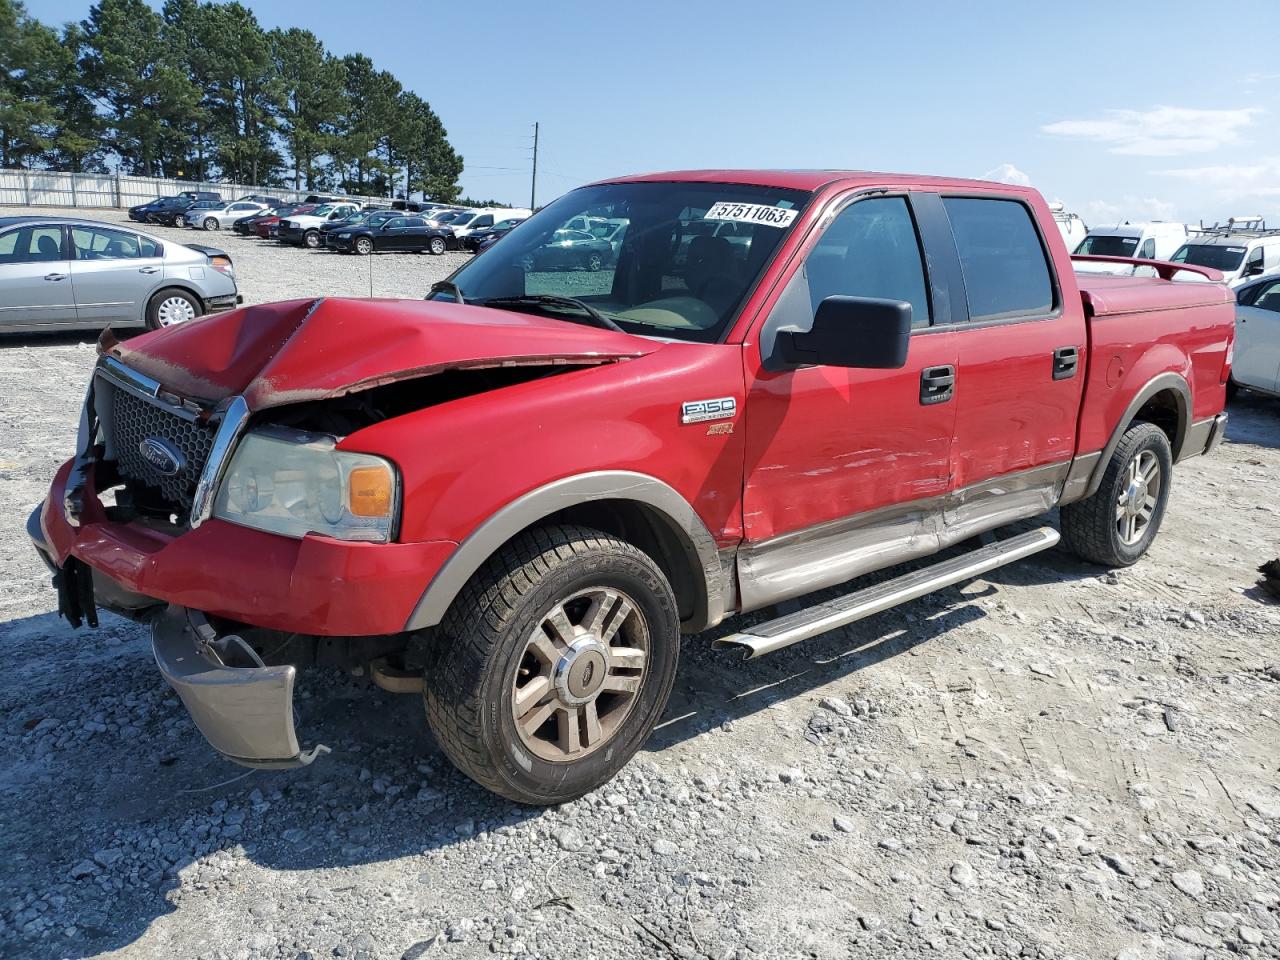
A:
[[451, 213, 477, 227], [438, 180, 810, 343], [1075, 235, 1139, 257], [1171, 243, 1246, 271]]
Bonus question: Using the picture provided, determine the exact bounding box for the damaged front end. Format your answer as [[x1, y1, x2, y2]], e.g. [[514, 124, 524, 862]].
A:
[[152, 605, 329, 768]]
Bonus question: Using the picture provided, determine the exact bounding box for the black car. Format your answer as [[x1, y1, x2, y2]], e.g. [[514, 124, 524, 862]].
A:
[[525, 228, 614, 271], [329, 215, 457, 255], [464, 216, 526, 253], [127, 196, 189, 223], [320, 209, 399, 248]]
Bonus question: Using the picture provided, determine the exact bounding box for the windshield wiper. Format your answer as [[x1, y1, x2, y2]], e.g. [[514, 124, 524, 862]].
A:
[[477, 295, 625, 333], [427, 280, 466, 304]]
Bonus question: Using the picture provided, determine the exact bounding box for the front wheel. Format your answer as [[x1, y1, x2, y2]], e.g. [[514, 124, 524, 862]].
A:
[[423, 525, 680, 805], [145, 288, 202, 330], [354, 237, 373, 255], [1061, 422, 1173, 567]]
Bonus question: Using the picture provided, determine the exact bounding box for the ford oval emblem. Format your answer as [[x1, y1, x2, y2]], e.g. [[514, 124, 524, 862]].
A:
[[138, 437, 185, 477]]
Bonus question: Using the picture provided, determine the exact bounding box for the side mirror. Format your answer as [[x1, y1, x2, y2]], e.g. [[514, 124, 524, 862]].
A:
[[775, 296, 912, 369]]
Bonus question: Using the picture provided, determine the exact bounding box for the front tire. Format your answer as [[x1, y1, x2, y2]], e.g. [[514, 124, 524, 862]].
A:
[[354, 237, 373, 255], [1061, 422, 1173, 567], [145, 288, 202, 330], [423, 525, 679, 805]]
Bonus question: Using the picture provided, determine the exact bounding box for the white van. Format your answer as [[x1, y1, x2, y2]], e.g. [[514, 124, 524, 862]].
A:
[[1171, 219, 1280, 288], [1073, 221, 1188, 275], [1049, 203, 1087, 250], [450, 208, 534, 240]]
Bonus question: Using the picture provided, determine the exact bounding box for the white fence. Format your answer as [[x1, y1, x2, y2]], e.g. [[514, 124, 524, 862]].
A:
[[0, 168, 382, 209]]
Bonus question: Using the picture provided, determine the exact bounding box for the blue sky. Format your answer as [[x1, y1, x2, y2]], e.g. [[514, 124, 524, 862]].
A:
[[29, 0, 1280, 226]]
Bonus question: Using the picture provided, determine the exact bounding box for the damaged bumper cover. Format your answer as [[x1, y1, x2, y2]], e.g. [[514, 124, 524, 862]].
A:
[[152, 605, 329, 769]]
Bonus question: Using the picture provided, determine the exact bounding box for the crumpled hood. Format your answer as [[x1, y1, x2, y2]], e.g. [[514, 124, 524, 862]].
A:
[[102, 297, 655, 411]]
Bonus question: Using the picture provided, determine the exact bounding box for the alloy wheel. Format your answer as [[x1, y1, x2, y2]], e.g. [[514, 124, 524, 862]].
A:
[[1116, 449, 1160, 545], [511, 586, 648, 762]]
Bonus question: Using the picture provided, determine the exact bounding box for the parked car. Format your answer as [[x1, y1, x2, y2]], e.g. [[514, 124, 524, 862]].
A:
[[176, 190, 222, 202], [1170, 223, 1280, 288], [234, 204, 305, 236], [523, 228, 614, 271], [276, 202, 362, 248], [254, 205, 318, 239], [464, 216, 526, 252], [171, 199, 224, 228], [1229, 273, 1280, 398], [329, 215, 456, 254], [128, 196, 190, 224], [0, 215, 240, 332], [1074, 222, 1188, 276], [26, 170, 1233, 806], [320, 209, 400, 248], [235, 194, 283, 206], [188, 201, 270, 232], [450, 208, 534, 243]]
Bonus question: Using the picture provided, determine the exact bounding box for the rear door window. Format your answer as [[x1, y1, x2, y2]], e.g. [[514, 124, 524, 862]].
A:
[[943, 198, 1055, 321]]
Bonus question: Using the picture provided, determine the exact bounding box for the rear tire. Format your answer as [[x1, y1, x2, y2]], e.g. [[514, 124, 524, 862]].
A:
[[304, 229, 321, 249], [145, 288, 202, 330], [429, 236, 446, 255], [1061, 422, 1172, 567], [203, 217, 219, 231], [423, 524, 679, 805]]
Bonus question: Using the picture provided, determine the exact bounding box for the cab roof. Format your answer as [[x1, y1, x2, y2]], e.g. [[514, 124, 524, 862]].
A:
[[594, 169, 1040, 195]]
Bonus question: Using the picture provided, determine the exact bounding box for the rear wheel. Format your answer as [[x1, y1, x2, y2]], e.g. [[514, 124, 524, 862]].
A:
[[1061, 422, 1172, 567], [202, 217, 219, 231], [428, 236, 447, 255], [304, 229, 321, 249], [586, 252, 604, 272], [355, 237, 373, 255], [423, 525, 679, 805], [145, 288, 202, 330]]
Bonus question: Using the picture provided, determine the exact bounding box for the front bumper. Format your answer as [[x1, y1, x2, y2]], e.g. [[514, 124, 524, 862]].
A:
[[35, 457, 457, 636], [152, 604, 328, 768], [206, 293, 243, 314]]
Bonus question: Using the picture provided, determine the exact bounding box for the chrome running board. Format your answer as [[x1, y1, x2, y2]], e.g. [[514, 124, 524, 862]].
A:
[[713, 526, 1060, 660]]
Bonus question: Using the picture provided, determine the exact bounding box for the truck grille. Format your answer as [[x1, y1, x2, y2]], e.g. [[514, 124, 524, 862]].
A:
[[109, 385, 215, 513]]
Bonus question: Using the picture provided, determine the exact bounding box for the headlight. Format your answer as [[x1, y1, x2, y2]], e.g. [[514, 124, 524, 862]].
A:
[[212, 429, 398, 543]]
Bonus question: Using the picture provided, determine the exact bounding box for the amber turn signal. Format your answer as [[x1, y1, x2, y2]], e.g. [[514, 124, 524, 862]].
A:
[[347, 465, 393, 517]]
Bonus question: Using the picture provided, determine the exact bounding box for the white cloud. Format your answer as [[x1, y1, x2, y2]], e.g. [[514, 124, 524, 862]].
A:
[[981, 163, 1032, 186], [1157, 158, 1280, 187], [1081, 197, 1179, 226], [1042, 106, 1261, 157]]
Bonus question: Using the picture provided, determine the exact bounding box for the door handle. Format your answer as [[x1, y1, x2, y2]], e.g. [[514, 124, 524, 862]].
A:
[[1052, 345, 1079, 380], [44, 272, 67, 281], [138, 266, 160, 274], [920, 365, 955, 405]]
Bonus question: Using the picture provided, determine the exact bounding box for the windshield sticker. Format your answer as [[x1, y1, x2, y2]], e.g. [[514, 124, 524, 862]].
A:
[[704, 202, 797, 228]]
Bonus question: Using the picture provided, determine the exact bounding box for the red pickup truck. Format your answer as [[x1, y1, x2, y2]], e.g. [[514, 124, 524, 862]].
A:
[[29, 170, 1233, 805]]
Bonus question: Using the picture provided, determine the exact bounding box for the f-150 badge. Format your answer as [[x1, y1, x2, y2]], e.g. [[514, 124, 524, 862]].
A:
[[681, 397, 737, 424]]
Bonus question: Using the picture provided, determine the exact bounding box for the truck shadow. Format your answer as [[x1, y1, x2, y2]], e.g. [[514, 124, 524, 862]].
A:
[[1226, 391, 1280, 449], [0, 539, 1097, 958]]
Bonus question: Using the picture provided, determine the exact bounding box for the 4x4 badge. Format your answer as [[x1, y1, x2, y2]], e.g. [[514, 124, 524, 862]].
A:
[[681, 397, 737, 424]]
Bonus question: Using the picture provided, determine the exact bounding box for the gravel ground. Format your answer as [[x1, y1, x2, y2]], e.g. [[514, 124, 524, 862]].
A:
[[0, 207, 1278, 960]]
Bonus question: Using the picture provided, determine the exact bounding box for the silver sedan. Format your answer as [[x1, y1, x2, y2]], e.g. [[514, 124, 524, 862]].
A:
[[0, 215, 241, 333], [186, 201, 270, 231]]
